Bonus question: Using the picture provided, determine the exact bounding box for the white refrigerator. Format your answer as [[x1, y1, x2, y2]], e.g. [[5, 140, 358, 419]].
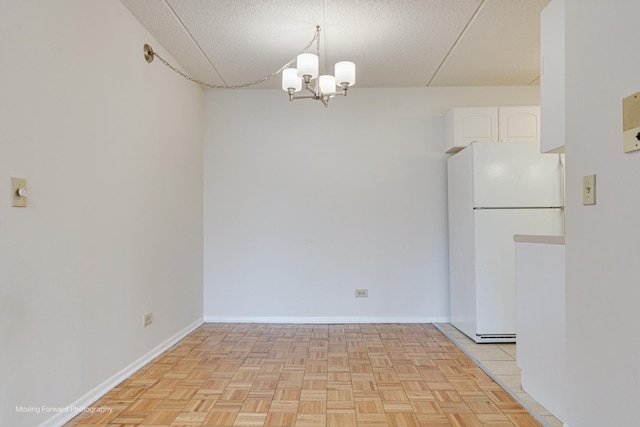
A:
[[447, 142, 564, 343]]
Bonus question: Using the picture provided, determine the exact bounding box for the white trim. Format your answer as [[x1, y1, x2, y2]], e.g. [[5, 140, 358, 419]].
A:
[[38, 317, 204, 427], [203, 316, 450, 324]]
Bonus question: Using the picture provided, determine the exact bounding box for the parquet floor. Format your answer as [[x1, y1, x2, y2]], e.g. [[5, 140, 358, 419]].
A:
[[65, 323, 541, 427]]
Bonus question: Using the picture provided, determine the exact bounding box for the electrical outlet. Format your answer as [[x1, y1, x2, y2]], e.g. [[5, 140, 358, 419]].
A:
[[355, 289, 368, 298], [143, 312, 153, 327]]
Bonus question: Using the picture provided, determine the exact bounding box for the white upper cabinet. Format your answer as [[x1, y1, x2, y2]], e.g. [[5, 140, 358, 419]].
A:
[[445, 106, 540, 153], [445, 107, 498, 153], [498, 106, 541, 144], [540, 0, 565, 153]]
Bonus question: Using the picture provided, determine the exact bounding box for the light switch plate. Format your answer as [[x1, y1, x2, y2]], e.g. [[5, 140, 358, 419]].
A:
[[583, 174, 596, 205], [623, 91, 640, 153], [11, 177, 27, 207]]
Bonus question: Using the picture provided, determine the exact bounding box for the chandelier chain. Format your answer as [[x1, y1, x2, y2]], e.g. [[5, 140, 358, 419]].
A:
[[149, 26, 321, 90]]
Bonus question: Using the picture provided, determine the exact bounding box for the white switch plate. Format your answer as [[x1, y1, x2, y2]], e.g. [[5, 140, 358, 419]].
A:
[[583, 174, 596, 205], [11, 177, 27, 207]]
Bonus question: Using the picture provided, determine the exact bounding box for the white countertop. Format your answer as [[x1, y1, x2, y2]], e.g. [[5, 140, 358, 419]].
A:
[[513, 234, 565, 245]]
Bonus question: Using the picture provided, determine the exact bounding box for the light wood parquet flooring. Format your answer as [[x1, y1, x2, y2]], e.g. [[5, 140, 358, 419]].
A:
[[65, 323, 541, 427]]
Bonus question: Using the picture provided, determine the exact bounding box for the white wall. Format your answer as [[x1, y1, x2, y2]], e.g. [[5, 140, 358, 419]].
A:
[[0, 1, 203, 426], [203, 86, 539, 322], [563, 1, 640, 425]]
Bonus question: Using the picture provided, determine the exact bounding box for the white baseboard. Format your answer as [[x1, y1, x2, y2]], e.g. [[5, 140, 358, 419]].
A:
[[203, 316, 450, 324], [39, 317, 204, 427]]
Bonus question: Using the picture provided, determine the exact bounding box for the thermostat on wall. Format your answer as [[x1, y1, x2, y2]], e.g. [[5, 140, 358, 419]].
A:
[[623, 91, 640, 153]]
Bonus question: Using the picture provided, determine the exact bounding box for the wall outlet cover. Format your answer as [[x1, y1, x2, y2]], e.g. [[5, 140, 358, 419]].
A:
[[143, 312, 153, 327]]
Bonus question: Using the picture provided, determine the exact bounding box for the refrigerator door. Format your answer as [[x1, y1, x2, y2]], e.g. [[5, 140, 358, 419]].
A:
[[474, 208, 563, 337], [471, 142, 563, 208]]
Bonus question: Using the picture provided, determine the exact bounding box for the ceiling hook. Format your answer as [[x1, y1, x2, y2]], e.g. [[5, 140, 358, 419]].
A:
[[143, 44, 155, 63]]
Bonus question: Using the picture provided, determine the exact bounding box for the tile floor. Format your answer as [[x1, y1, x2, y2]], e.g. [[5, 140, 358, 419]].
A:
[[434, 324, 562, 427]]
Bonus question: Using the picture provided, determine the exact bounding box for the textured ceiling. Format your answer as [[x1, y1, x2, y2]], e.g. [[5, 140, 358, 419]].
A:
[[121, 0, 550, 90]]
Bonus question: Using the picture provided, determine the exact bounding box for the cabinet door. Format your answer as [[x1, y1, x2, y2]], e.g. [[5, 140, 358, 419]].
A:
[[540, 0, 565, 153], [474, 208, 563, 336], [498, 106, 540, 143], [445, 107, 498, 153]]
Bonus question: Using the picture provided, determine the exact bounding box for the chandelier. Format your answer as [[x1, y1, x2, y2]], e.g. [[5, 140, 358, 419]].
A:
[[143, 26, 355, 108], [281, 26, 356, 107]]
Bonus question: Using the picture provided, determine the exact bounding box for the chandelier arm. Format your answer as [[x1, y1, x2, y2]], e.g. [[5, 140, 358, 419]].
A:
[[305, 85, 318, 98], [144, 27, 321, 90], [291, 94, 316, 100]]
